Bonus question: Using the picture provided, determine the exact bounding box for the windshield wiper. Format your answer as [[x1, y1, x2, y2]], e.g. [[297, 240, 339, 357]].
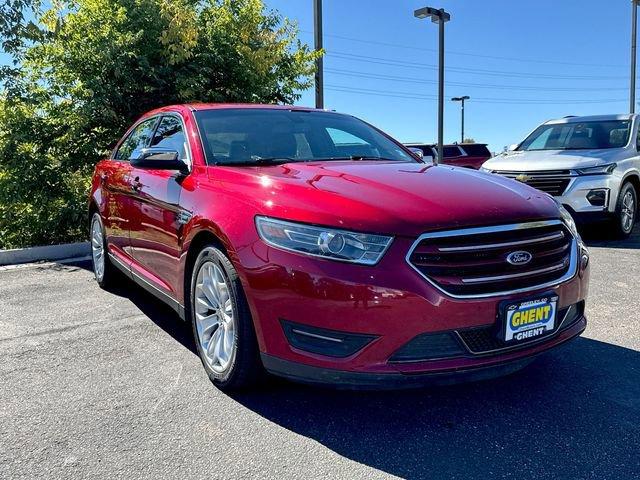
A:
[[216, 157, 297, 166], [313, 155, 402, 162]]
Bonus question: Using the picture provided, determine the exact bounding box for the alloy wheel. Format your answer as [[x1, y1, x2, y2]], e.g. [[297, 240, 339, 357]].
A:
[[91, 217, 105, 281], [194, 261, 236, 373], [621, 190, 636, 233]]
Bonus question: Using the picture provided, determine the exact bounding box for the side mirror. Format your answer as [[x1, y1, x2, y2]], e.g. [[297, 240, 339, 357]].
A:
[[131, 148, 189, 174], [507, 144, 519, 151], [408, 147, 424, 160]]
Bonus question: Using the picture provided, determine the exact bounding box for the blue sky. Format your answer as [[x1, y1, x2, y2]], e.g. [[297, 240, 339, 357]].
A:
[[266, 0, 635, 153], [1, 0, 635, 153]]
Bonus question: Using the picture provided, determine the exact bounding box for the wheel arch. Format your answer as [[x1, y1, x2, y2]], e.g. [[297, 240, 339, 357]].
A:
[[622, 171, 640, 200], [181, 227, 230, 315]]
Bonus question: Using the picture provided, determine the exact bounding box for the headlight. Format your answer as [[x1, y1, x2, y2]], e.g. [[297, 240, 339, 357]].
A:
[[557, 203, 580, 239], [255, 216, 393, 265], [479, 166, 493, 173], [575, 163, 617, 175]]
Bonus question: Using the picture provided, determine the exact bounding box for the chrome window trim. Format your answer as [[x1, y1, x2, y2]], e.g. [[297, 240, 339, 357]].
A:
[[405, 220, 578, 299]]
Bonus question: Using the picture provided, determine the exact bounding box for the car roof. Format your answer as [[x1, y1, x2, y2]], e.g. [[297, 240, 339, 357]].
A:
[[187, 103, 325, 112], [142, 103, 335, 118], [545, 114, 635, 125]]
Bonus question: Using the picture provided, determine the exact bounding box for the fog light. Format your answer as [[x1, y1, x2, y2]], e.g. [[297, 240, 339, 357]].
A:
[[586, 189, 609, 207]]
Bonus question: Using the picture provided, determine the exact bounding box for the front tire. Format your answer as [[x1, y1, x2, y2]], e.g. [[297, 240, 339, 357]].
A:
[[189, 245, 263, 391], [612, 182, 637, 239]]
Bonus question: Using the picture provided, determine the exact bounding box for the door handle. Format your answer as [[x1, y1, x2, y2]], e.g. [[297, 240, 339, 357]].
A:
[[131, 177, 142, 192]]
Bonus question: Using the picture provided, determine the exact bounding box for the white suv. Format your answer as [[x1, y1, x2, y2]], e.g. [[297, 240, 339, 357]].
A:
[[482, 114, 639, 238]]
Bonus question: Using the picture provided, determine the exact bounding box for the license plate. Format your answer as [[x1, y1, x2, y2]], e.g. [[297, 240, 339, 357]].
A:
[[503, 295, 558, 343]]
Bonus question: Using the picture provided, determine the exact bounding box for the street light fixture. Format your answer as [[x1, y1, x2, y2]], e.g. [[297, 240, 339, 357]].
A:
[[451, 96, 470, 143], [414, 6, 450, 165]]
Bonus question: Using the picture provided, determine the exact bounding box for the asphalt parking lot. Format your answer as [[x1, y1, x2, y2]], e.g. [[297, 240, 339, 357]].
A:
[[1, 226, 639, 480]]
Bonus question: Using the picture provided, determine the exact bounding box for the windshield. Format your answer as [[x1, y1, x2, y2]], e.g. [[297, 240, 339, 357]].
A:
[[518, 120, 631, 151], [194, 108, 415, 165]]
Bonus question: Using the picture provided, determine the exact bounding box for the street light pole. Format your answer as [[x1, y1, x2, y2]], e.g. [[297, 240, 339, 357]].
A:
[[414, 7, 450, 165], [314, 0, 324, 109], [451, 96, 470, 143]]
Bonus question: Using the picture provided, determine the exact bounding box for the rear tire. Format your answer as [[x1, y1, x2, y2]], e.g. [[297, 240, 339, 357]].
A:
[[612, 182, 637, 239], [90, 213, 118, 288], [189, 245, 263, 391]]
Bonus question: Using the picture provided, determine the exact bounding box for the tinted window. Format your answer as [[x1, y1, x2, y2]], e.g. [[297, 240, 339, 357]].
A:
[[461, 144, 491, 157], [150, 115, 187, 159], [115, 117, 158, 160], [194, 109, 414, 165], [443, 146, 463, 158], [519, 120, 631, 151]]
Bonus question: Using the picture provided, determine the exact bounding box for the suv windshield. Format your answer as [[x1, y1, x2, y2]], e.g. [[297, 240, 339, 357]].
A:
[[194, 108, 415, 165], [518, 120, 631, 151]]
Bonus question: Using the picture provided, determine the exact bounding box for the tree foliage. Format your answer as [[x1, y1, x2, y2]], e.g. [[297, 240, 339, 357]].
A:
[[0, 0, 318, 248]]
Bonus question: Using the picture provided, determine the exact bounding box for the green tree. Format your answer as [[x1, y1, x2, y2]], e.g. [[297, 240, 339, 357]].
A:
[[0, 0, 319, 248]]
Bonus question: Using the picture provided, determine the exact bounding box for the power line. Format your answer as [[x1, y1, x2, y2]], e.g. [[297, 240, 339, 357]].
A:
[[325, 84, 627, 105], [327, 52, 628, 80], [301, 30, 628, 69], [325, 68, 628, 92]]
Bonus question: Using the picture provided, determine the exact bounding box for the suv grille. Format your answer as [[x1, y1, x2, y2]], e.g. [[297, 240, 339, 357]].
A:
[[407, 220, 577, 297], [496, 170, 572, 196]]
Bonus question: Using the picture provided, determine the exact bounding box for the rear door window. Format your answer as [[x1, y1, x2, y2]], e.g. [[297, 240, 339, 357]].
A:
[[460, 144, 491, 157], [443, 146, 463, 158]]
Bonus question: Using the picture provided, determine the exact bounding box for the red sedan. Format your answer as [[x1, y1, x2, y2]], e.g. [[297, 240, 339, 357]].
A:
[[89, 104, 589, 390]]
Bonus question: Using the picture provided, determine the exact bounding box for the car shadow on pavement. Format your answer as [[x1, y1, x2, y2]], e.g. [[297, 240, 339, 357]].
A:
[[230, 338, 640, 480], [87, 261, 640, 479], [581, 223, 640, 249]]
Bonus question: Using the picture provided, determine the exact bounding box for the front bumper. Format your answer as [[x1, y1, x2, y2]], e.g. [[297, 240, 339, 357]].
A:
[[261, 316, 585, 389], [558, 174, 619, 216], [238, 234, 590, 387]]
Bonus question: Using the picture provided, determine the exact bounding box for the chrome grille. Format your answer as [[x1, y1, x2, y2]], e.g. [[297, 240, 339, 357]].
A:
[[496, 170, 572, 196], [406, 220, 577, 298]]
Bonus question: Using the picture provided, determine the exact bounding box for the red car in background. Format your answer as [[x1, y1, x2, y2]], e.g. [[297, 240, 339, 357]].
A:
[[404, 142, 492, 169], [89, 104, 589, 391]]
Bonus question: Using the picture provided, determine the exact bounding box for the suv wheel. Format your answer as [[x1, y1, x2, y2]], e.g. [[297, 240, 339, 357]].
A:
[[189, 245, 263, 390], [90, 213, 118, 288], [613, 182, 637, 238]]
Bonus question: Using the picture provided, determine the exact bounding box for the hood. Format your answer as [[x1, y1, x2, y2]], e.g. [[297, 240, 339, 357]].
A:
[[213, 161, 560, 237], [483, 147, 627, 171]]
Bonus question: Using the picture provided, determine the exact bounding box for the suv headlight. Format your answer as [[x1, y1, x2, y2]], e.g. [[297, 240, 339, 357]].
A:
[[256, 216, 393, 265], [575, 163, 617, 175]]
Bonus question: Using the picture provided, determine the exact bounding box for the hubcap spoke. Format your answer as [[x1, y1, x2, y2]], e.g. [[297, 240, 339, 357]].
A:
[[91, 218, 105, 280], [194, 260, 236, 373]]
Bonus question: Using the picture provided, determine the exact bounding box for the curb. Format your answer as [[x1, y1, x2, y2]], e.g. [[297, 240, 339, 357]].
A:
[[0, 242, 91, 266]]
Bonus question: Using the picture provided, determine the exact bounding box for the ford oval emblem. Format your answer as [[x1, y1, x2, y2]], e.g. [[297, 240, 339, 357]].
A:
[[506, 251, 533, 266]]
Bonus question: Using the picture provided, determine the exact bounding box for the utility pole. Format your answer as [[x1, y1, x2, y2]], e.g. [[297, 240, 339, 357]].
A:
[[452, 96, 470, 143], [314, 0, 324, 109], [414, 7, 450, 165], [631, 0, 638, 113]]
